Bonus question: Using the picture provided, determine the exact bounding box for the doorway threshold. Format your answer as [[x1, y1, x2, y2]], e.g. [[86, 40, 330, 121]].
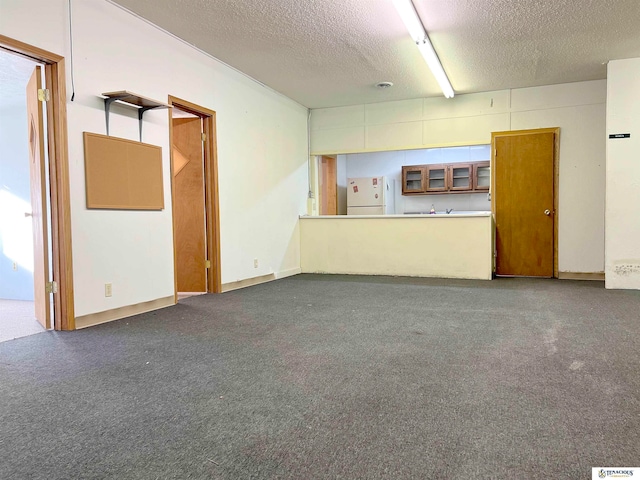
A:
[[177, 292, 207, 301]]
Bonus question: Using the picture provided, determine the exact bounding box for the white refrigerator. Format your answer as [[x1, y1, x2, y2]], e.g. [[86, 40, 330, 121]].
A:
[[347, 176, 393, 215]]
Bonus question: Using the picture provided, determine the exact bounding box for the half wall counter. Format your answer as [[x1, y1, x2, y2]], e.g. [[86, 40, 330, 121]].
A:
[[300, 213, 494, 280]]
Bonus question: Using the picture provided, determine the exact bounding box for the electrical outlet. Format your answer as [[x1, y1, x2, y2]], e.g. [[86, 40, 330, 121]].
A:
[[12, 262, 18, 271], [254, 258, 258, 268], [105, 283, 112, 297]]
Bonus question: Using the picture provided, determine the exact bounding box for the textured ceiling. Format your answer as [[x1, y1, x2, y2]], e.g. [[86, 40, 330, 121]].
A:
[[112, 1, 640, 108]]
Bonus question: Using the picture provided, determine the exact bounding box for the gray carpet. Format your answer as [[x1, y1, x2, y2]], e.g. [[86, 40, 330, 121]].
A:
[[0, 299, 45, 343], [0, 274, 638, 479]]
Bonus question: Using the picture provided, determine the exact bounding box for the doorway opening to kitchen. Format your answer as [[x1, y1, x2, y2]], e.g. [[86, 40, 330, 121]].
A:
[[332, 145, 492, 216], [0, 35, 74, 337], [168, 96, 221, 300]]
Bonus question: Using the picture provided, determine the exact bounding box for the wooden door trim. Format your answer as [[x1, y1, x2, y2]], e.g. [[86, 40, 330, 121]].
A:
[[0, 35, 75, 330], [203, 114, 221, 293], [491, 127, 560, 278], [168, 96, 221, 297], [320, 155, 337, 215]]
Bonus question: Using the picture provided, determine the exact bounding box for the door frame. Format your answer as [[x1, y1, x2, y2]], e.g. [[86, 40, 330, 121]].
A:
[[491, 127, 560, 278], [319, 155, 337, 215], [0, 34, 75, 330], [168, 96, 221, 299]]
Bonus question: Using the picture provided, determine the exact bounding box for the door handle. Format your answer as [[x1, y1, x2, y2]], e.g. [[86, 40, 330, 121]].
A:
[[25, 212, 33, 217], [544, 209, 551, 216]]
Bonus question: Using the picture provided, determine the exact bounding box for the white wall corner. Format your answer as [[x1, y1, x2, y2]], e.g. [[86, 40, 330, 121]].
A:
[[604, 58, 640, 289]]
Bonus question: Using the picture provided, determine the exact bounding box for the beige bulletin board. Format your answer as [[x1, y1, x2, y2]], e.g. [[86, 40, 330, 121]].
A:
[[83, 132, 164, 210]]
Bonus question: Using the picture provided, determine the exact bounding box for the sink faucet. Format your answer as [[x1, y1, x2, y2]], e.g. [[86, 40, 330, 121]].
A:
[[446, 208, 454, 214]]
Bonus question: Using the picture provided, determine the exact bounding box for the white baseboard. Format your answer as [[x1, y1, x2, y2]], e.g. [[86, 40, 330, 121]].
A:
[[558, 272, 605, 281], [275, 267, 302, 279], [74, 268, 305, 327], [75, 295, 175, 329], [221, 268, 301, 293]]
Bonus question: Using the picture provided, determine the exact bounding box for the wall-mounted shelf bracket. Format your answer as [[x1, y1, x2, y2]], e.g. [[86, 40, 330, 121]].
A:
[[102, 91, 171, 142]]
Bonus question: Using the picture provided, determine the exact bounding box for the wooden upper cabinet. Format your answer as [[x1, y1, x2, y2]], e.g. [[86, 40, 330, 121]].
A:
[[402, 161, 489, 195], [425, 164, 447, 192], [426, 163, 471, 192], [402, 165, 426, 193], [448, 163, 472, 191], [473, 161, 490, 190]]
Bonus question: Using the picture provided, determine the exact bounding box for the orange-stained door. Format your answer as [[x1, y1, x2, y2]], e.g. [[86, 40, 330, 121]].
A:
[[26, 66, 51, 328], [173, 117, 207, 292], [494, 131, 555, 277]]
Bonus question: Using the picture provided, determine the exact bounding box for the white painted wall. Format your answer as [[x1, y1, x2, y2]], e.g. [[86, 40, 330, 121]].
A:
[[605, 58, 640, 289], [311, 81, 606, 274], [1, 0, 308, 317], [0, 101, 34, 300], [340, 145, 491, 214], [510, 83, 606, 275]]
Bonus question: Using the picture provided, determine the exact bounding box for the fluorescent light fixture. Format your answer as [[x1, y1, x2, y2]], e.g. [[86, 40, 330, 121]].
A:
[[417, 40, 455, 98], [392, 0, 425, 42], [392, 0, 455, 98]]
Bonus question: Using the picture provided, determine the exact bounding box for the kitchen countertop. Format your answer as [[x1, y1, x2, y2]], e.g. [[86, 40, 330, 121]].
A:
[[301, 212, 492, 219]]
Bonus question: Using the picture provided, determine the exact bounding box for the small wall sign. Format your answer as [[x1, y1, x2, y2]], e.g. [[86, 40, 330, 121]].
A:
[[609, 133, 631, 139]]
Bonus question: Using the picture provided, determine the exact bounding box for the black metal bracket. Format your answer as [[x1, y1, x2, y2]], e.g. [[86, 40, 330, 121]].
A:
[[102, 91, 170, 142]]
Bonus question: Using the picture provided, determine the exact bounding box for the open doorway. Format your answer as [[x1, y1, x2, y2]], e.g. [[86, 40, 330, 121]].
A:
[[168, 96, 221, 300], [0, 34, 74, 333], [0, 49, 52, 342]]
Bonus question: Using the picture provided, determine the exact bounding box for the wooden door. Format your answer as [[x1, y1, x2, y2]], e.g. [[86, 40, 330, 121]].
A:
[[494, 131, 555, 277], [26, 66, 51, 328], [320, 156, 337, 215], [173, 116, 207, 292]]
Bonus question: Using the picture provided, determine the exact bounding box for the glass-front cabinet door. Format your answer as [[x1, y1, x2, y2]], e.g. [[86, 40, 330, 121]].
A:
[[474, 161, 490, 190], [426, 165, 447, 192], [449, 163, 472, 191], [402, 166, 426, 193]]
